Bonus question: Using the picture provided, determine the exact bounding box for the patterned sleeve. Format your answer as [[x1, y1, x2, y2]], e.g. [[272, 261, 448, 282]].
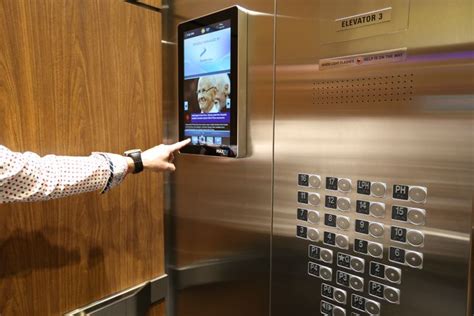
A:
[[0, 145, 128, 203]]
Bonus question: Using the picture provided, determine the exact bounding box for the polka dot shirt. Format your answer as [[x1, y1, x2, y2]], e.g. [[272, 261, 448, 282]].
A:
[[0, 145, 128, 203]]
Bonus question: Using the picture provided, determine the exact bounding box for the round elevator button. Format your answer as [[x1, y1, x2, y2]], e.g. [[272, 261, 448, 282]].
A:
[[408, 186, 427, 203], [319, 266, 332, 281], [307, 228, 319, 241], [350, 257, 365, 272], [368, 242, 383, 258], [349, 276, 364, 291], [337, 197, 351, 211], [369, 202, 385, 217], [338, 178, 352, 192], [336, 216, 350, 230], [408, 208, 426, 225], [333, 306, 346, 316], [371, 182, 386, 197], [384, 287, 400, 303], [335, 235, 349, 249], [308, 210, 320, 224], [334, 289, 347, 304], [407, 230, 424, 246], [405, 251, 423, 268], [309, 175, 321, 188], [308, 193, 320, 206], [368, 222, 385, 238], [365, 300, 381, 315], [320, 248, 333, 263], [385, 266, 402, 283]]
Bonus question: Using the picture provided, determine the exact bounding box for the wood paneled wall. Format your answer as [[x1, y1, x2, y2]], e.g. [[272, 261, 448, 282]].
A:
[[0, 0, 164, 315]]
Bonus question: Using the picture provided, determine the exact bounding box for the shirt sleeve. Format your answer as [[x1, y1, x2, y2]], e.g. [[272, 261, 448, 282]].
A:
[[0, 145, 128, 203]]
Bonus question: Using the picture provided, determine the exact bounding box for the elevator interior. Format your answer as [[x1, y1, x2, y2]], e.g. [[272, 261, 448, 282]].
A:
[[163, 1, 473, 315]]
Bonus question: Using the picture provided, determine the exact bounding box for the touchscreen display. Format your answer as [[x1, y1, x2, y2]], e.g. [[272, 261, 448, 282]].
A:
[[182, 20, 232, 147]]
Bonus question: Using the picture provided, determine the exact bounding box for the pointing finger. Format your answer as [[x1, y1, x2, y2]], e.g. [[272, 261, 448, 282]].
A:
[[168, 139, 191, 152]]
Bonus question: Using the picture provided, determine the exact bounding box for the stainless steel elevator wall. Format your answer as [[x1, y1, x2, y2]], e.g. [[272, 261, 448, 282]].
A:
[[163, 1, 275, 315], [271, 1, 473, 315]]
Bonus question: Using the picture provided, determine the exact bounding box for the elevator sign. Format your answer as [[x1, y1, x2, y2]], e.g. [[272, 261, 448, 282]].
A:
[[335, 7, 392, 31]]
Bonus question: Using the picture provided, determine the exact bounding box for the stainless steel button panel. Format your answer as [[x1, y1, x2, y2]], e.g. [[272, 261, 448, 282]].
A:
[[367, 241, 384, 258], [369, 261, 402, 284], [337, 253, 365, 273], [307, 210, 320, 224], [309, 174, 321, 188], [321, 283, 347, 305], [407, 207, 426, 225], [371, 182, 386, 198], [368, 222, 385, 238], [307, 227, 320, 241], [369, 280, 401, 304], [337, 197, 351, 211], [336, 215, 350, 230], [308, 261, 333, 281], [308, 244, 333, 264], [338, 178, 352, 192], [335, 234, 350, 250], [369, 202, 386, 218], [321, 300, 346, 316], [308, 192, 321, 206], [352, 294, 381, 316]]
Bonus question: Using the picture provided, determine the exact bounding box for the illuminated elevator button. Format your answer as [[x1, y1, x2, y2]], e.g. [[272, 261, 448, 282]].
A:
[[407, 208, 426, 225], [407, 230, 424, 246], [405, 251, 423, 268], [369, 202, 385, 217], [309, 175, 321, 188], [385, 266, 402, 284], [308, 210, 320, 224], [320, 248, 333, 263], [368, 222, 384, 238], [336, 216, 350, 230], [334, 288, 347, 304], [350, 257, 365, 273], [365, 299, 381, 315], [338, 178, 352, 192], [308, 228, 320, 241], [333, 306, 346, 316], [320, 266, 333, 281], [408, 186, 427, 203], [309, 193, 321, 206], [298, 173, 309, 186], [371, 182, 386, 197], [337, 197, 351, 211], [335, 234, 349, 249], [349, 275, 364, 291], [368, 242, 383, 258], [384, 286, 400, 304]]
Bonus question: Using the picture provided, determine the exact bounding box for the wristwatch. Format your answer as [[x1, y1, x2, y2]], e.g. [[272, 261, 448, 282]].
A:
[[124, 149, 144, 174]]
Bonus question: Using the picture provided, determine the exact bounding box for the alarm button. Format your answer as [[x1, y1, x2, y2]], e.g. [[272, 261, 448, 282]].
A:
[[337, 197, 351, 211], [385, 266, 402, 284], [406, 251, 423, 268], [338, 178, 352, 192], [368, 222, 385, 238], [308, 210, 320, 224], [371, 182, 386, 197], [309, 193, 321, 206], [408, 186, 427, 203], [309, 175, 321, 188], [407, 230, 424, 246], [365, 300, 381, 315], [336, 235, 349, 249], [408, 208, 426, 225], [308, 228, 320, 241], [336, 216, 351, 230], [369, 202, 385, 218], [368, 243, 383, 258]]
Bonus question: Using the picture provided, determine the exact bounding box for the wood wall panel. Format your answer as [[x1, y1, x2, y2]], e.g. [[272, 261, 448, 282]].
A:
[[0, 1, 164, 315]]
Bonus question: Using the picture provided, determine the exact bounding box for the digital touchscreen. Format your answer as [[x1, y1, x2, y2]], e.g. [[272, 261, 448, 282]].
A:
[[182, 20, 232, 148]]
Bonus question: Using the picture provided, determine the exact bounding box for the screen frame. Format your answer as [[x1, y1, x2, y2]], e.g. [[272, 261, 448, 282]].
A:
[[178, 6, 240, 157]]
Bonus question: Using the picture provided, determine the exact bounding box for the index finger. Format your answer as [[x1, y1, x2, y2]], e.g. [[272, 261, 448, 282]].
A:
[[168, 138, 191, 152]]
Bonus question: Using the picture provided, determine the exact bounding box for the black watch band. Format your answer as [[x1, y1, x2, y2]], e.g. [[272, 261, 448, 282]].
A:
[[124, 149, 144, 174]]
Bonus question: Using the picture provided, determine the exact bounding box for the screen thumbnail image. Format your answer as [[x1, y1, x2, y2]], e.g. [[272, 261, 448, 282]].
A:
[[184, 73, 231, 114]]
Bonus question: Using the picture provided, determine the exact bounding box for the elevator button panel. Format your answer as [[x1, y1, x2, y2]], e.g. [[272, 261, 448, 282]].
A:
[[322, 283, 348, 304], [296, 174, 428, 314], [352, 294, 381, 316]]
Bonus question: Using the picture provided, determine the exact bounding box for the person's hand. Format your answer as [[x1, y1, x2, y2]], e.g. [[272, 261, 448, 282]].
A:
[[140, 139, 190, 172]]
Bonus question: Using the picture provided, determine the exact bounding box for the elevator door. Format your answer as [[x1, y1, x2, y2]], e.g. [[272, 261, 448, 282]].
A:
[[272, 1, 473, 315]]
